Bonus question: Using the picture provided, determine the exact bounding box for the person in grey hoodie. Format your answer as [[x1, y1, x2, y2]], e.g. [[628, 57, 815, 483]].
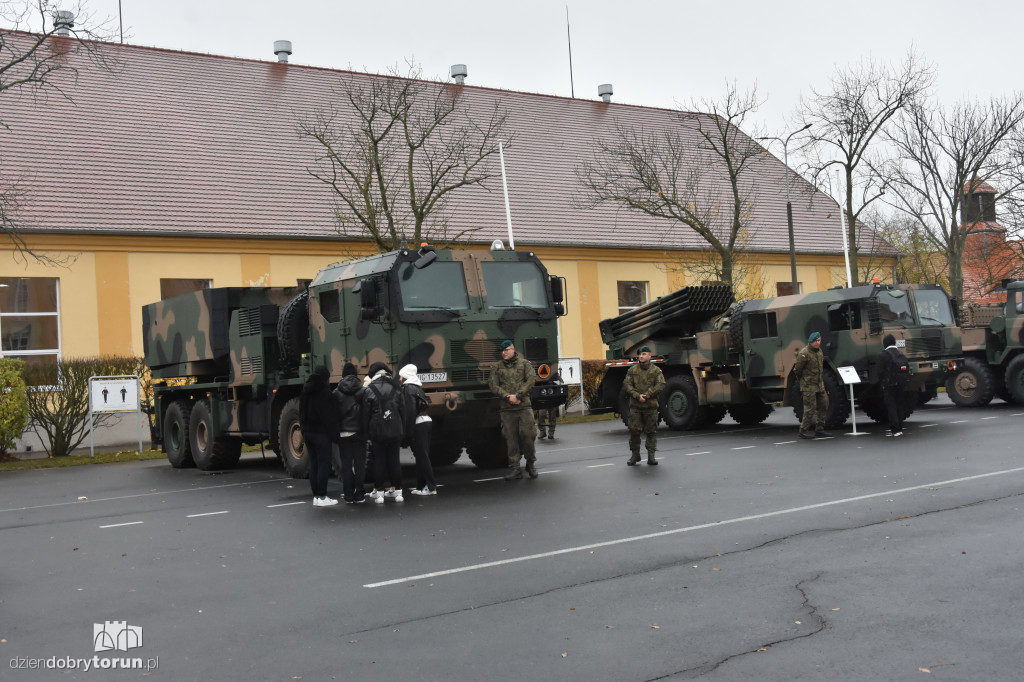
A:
[[334, 362, 367, 503], [399, 364, 437, 496]]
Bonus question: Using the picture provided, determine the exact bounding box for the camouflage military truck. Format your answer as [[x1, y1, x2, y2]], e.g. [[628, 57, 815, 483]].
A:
[[945, 279, 1024, 406], [594, 282, 963, 430], [143, 245, 568, 476]]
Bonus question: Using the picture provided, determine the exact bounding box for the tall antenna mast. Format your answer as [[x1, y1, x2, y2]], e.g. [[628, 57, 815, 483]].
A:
[[566, 6, 575, 98]]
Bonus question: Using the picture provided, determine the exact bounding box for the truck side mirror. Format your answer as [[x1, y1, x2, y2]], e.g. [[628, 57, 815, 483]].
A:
[[550, 276, 564, 303], [414, 245, 437, 270]]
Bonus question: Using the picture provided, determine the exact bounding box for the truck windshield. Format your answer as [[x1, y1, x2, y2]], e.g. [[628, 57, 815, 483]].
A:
[[481, 262, 548, 309], [911, 288, 955, 326], [875, 290, 914, 326], [398, 262, 470, 311]]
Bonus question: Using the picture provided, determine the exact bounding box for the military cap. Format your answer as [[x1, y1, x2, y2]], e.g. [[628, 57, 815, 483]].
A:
[[500, 340, 514, 350], [808, 331, 821, 343], [639, 345, 652, 353]]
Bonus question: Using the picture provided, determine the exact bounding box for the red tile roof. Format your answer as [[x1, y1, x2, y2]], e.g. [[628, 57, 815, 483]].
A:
[[0, 32, 894, 255]]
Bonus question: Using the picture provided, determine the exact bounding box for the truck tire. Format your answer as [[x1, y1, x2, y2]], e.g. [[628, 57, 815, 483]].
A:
[[728, 302, 747, 354], [791, 371, 851, 430], [189, 399, 242, 470], [618, 387, 631, 428], [277, 397, 310, 478], [163, 400, 195, 468], [916, 384, 938, 406], [1005, 355, 1024, 404], [429, 437, 463, 466], [660, 375, 701, 431], [860, 387, 917, 424], [697, 406, 728, 428], [727, 398, 774, 425], [277, 290, 310, 369], [945, 356, 996, 407], [466, 426, 508, 469]]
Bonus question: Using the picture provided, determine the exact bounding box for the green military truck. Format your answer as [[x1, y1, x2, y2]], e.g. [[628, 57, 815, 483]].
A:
[[945, 279, 1024, 406], [594, 282, 963, 430], [143, 245, 568, 476]]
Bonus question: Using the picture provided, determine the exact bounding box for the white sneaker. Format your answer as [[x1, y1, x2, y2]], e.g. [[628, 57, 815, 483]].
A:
[[394, 493, 404, 503], [893, 431, 903, 437], [371, 490, 385, 504], [384, 488, 403, 499], [312, 496, 323, 506], [411, 488, 437, 496], [322, 496, 338, 506]]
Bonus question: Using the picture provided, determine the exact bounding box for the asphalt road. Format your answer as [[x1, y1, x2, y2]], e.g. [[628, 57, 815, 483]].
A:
[[3, 395, 1024, 681]]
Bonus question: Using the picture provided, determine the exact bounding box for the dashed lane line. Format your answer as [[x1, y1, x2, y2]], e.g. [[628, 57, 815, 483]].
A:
[[267, 501, 306, 508], [920, 424, 937, 428], [186, 511, 230, 518], [363, 464, 1024, 588], [982, 416, 999, 420], [774, 441, 797, 445], [951, 420, 968, 424], [99, 521, 144, 529], [587, 463, 617, 469], [732, 446, 756, 450], [684, 451, 711, 457]]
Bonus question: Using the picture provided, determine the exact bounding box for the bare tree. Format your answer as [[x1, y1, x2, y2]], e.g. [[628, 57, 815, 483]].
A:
[[1, 1, 117, 264], [298, 62, 512, 252], [864, 207, 949, 288], [577, 82, 768, 286], [798, 51, 934, 285], [881, 95, 1024, 303]]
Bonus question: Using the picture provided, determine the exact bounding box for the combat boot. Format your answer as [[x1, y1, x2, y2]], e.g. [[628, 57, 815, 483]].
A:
[[504, 468, 523, 481], [537, 429, 546, 440], [647, 454, 658, 466], [525, 462, 539, 479], [627, 453, 641, 466]]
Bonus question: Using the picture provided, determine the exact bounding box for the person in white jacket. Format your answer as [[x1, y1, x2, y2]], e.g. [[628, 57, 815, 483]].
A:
[[399, 364, 437, 495]]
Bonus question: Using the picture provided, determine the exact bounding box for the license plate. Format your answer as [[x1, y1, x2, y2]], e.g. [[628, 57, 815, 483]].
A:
[[419, 372, 448, 384]]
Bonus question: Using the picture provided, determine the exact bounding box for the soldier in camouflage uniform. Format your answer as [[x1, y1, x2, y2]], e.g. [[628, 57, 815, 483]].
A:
[[488, 340, 538, 480], [793, 331, 828, 439], [623, 346, 666, 465]]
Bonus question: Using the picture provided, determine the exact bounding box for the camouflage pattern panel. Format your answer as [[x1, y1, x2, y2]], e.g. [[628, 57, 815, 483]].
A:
[[227, 305, 280, 387], [961, 327, 987, 354], [143, 287, 301, 380], [991, 283, 1024, 363]]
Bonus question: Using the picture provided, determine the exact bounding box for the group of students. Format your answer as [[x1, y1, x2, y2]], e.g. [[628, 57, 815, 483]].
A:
[[299, 361, 437, 507]]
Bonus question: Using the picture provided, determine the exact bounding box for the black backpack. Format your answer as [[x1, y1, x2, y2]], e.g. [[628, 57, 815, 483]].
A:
[[886, 347, 911, 388], [368, 379, 405, 444]]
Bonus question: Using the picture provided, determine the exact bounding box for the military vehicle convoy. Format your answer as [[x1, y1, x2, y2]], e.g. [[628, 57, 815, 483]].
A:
[[143, 246, 568, 476], [945, 279, 1024, 406], [595, 282, 963, 430]]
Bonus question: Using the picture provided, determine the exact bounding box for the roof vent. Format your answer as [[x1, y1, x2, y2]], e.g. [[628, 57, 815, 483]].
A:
[[273, 40, 292, 63], [450, 64, 468, 85], [598, 84, 613, 103], [52, 10, 74, 36]]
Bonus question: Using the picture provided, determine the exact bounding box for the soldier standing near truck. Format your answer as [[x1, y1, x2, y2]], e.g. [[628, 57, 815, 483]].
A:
[[794, 332, 828, 439], [489, 340, 539, 480], [623, 346, 666, 466]]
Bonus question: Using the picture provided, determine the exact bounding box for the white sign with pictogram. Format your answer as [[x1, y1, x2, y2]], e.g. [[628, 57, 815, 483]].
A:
[[90, 378, 140, 412], [557, 357, 583, 385]]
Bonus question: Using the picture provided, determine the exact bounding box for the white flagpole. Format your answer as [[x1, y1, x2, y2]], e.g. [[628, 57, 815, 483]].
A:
[[499, 142, 515, 250]]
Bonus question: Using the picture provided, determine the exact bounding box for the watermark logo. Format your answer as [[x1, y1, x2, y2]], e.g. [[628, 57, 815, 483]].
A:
[[93, 621, 142, 653]]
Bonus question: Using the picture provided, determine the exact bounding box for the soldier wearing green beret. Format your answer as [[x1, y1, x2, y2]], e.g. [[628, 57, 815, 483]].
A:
[[623, 345, 665, 465], [488, 339, 539, 480], [793, 331, 828, 439]]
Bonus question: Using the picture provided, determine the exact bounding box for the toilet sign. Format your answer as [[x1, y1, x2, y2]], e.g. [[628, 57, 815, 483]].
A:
[[90, 378, 140, 412]]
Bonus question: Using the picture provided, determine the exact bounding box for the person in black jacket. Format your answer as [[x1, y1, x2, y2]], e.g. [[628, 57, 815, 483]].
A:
[[399, 364, 437, 496], [334, 362, 367, 503], [362, 361, 405, 504], [299, 365, 341, 507], [879, 334, 906, 437]]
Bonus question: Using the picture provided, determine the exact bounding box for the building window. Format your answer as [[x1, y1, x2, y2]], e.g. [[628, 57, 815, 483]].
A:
[[747, 312, 778, 339], [161, 278, 211, 300], [617, 281, 648, 315], [0, 277, 61, 385], [776, 282, 803, 296]]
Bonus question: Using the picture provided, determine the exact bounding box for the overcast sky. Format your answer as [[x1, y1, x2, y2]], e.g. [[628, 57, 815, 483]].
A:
[[56, 0, 1024, 136]]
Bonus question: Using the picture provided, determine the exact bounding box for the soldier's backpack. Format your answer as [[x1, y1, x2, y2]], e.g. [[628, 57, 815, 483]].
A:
[[885, 347, 911, 388], [368, 379, 405, 444]]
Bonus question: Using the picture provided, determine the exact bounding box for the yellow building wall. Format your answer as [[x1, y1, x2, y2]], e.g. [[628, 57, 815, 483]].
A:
[[3, 236, 886, 364]]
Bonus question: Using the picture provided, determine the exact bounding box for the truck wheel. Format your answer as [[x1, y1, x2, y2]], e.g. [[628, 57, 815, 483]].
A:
[[277, 290, 310, 369], [916, 384, 938, 406], [727, 302, 747, 354], [945, 356, 996, 407], [1005, 355, 1024, 404], [618, 387, 631, 428], [429, 437, 463, 466], [189, 399, 242, 470], [697, 406, 728, 428], [858, 386, 889, 423], [466, 427, 508, 469], [277, 397, 310, 478], [792, 372, 850, 429], [660, 375, 700, 430], [727, 399, 774, 425], [163, 400, 195, 468]]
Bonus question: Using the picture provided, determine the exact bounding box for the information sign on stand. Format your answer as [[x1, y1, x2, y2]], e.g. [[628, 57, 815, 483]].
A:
[[88, 375, 145, 458], [558, 357, 584, 415], [836, 366, 867, 436]]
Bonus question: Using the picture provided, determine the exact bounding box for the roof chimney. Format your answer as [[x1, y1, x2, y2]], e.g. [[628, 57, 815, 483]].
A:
[[273, 40, 292, 63], [450, 64, 468, 85], [52, 10, 74, 36], [598, 84, 613, 103]]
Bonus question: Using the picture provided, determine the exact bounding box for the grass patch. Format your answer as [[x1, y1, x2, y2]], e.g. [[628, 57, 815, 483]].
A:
[[0, 449, 166, 472], [558, 412, 617, 425]]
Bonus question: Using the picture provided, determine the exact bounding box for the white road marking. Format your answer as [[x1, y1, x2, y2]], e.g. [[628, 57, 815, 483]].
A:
[[267, 501, 306, 508], [587, 463, 617, 469], [982, 416, 999, 420], [99, 521, 144, 529], [0, 477, 288, 514], [538, 470, 561, 475], [1012, 413, 1024, 417], [684, 451, 711, 457], [920, 424, 937, 428], [474, 476, 505, 483], [186, 511, 229, 518], [364, 465, 1024, 588], [951, 420, 968, 424], [731, 446, 755, 450], [774, 441, 797, 445]]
